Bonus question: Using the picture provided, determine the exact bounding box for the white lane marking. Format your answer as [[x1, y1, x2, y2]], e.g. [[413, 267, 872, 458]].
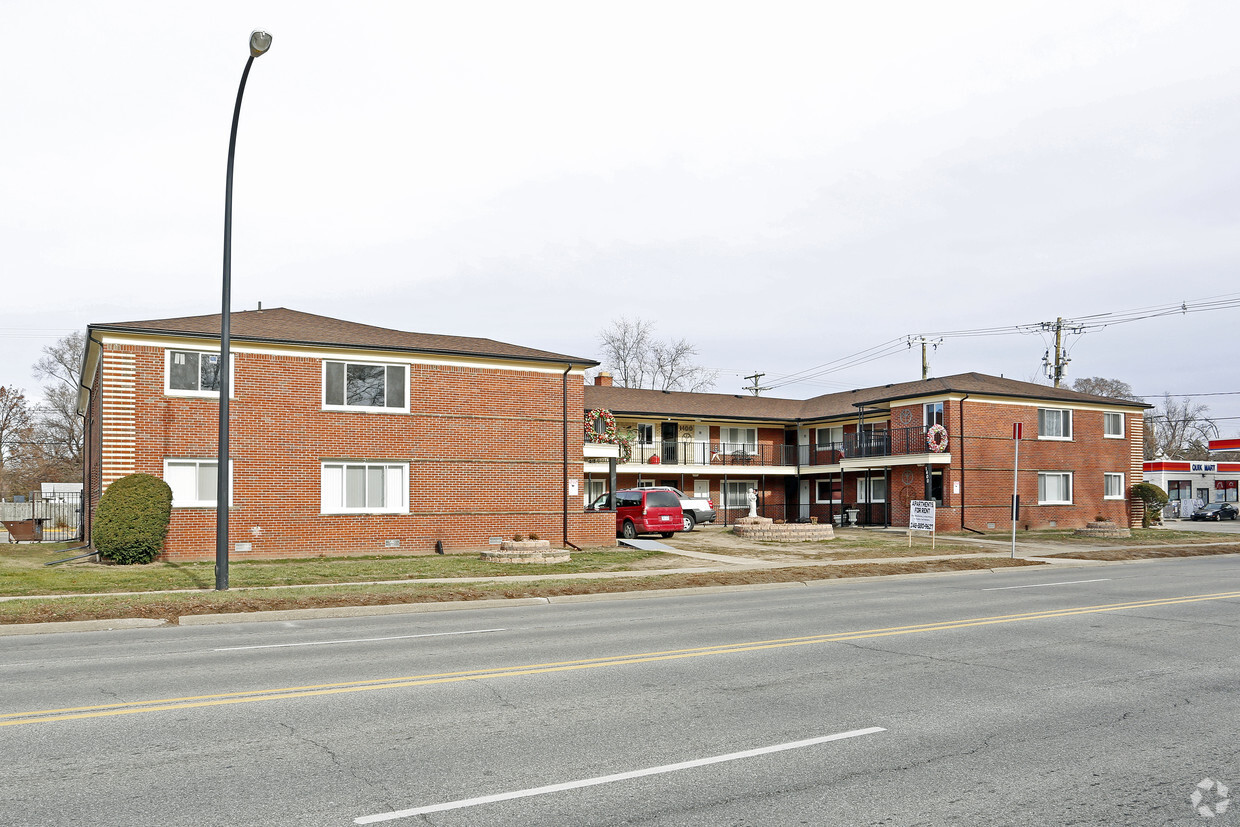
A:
[[981, 579, 1111, 591], [354, 727, 886, 824], [213, 628, 505, 652]]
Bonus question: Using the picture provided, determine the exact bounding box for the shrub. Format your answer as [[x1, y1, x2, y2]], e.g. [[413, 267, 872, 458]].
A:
[[1131, 482, 1169, 528], [94, 473, 173, 564]]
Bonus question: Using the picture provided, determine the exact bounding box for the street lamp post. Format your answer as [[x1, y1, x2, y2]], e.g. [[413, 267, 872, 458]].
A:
[[217, 30, 272, 591]]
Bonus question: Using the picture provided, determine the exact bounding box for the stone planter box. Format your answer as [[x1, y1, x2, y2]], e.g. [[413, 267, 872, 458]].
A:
[[479, 539, 570, 564], [1072, 521, 1132, 539], [732, 519, 835, 542]]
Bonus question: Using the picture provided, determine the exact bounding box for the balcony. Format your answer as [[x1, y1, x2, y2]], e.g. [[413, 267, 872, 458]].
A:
[[802, 426, 945, 464], [623, 441, 797, 468]]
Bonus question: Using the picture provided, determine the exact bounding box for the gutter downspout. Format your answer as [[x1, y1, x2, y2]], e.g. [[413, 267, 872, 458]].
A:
[[562, 365, 580, 551], [958, 393, 982, 534]]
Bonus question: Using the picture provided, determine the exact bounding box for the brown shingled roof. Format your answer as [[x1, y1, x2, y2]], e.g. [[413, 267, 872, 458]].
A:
[[90, 308, 596, 365], [585, 371, 1148, 423]]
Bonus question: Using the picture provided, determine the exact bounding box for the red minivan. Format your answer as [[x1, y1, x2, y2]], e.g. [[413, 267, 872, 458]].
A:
[[610, 488, 684, 539]]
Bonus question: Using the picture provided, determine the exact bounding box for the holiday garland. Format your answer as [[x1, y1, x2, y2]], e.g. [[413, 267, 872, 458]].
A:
[[926, 424, 949, 453]]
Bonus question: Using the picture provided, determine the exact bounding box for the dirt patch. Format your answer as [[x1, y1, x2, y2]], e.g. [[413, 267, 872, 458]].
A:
[[1040, 545, 1240, 562]]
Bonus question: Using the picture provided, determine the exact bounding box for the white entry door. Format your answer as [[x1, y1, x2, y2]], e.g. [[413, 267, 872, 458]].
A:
[[694, 424, 710, 464], [694, 479, 711, 501], [800, 480, 811, 520]]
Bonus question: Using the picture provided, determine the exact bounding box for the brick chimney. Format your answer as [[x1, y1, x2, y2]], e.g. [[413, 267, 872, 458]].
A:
[[595, 371, 613, 387]]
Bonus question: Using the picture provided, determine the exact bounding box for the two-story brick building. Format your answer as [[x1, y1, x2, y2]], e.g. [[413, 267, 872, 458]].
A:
[[77, 308, 614, 560], [583, 372, 1148, 531]]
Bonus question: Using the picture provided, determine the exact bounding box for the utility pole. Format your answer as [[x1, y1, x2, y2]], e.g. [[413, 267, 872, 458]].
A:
[[743, 371, 772, 397], [907, 336, 943, 380], [1039, 317, 1083, 387]]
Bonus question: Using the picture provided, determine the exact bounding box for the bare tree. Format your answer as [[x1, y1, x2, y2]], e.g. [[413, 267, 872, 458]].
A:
[[1144, 393, 1218, 460], [0, 386, 33, 500], [29, 331, 86, 482], [597, 318, 717, 392], [1071, 376, 1143, 402]]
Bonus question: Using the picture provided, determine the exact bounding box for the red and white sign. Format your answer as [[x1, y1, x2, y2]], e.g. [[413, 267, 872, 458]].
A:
[[1013, 422, 1023, 440]]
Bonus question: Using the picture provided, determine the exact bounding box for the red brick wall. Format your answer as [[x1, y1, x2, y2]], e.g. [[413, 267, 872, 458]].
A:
[[89, 342, 614, 560]]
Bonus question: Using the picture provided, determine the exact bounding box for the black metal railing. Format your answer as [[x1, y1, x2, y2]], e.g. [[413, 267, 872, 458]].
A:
[[628, 441, 797, 467], [842, 426, 938, 459]]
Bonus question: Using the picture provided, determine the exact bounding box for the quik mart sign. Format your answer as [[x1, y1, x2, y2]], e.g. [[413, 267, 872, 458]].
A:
[[1190, 463, 1218, 473]]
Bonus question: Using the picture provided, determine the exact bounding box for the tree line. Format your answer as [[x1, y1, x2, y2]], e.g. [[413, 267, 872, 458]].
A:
[[0, 332, 84, 500]]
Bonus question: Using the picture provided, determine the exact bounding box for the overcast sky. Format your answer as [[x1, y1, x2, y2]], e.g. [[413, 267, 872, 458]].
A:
[[4, 1, 1239, 433]]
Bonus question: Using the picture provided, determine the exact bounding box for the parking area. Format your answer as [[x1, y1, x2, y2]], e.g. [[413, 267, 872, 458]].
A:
[[1158, 518, 1240, 535]]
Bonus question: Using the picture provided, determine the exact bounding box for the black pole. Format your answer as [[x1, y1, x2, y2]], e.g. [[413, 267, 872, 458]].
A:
[[216, 54, 257, 591]]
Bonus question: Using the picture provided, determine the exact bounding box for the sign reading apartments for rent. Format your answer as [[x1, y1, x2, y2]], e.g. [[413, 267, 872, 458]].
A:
[[909, 500, 936, 532]]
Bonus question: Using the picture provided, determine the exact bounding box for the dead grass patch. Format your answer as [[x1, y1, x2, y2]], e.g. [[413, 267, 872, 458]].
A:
[[1040, 545, 1240, 562]]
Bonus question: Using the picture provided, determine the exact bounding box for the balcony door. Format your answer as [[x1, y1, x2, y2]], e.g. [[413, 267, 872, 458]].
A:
[[661, 422, 679, 464]]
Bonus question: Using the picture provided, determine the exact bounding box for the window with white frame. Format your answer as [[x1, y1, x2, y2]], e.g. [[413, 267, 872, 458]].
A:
[[1038, 471, 1073, 504], [635, 424, 654, 444], [323, 361, 408, 411], [1103, 412, 1124, 438], [1104, 473, 1125, 499], [1037, 408, 1072, 440], [164, 458, 232, 507], [166, 350, 231, 396], [722, 480, 757, 510], [856, 477, 886, 503], [816, 426, 842, 448], [721, 427, 757, 451], [924, 402, 945, 427], [815, 479, 841, 503], [320, 462, 408, 513]]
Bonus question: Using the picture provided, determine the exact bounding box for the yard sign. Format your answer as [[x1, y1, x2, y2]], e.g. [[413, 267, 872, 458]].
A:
[[908, 499, 936, 548]]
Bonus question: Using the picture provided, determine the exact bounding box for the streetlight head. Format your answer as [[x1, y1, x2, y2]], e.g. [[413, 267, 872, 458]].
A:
[[250, 30, 272, 57]]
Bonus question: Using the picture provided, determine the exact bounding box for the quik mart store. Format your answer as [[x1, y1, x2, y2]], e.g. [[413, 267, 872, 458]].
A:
[[1143, 459, 1240, 519]]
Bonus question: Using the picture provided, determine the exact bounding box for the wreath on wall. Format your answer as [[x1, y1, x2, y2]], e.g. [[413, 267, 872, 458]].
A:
[[926, 424, 949, 453], [584, 409, 617, 443]]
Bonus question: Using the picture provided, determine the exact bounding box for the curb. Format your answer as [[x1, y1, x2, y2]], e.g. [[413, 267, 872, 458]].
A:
[[177, 596, 552, 625], [0, 617, 167, 636]]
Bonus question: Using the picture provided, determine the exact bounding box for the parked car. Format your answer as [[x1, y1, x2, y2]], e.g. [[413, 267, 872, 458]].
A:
[[644, 486, 716, 531], [588, 488, 684, 539], [1190, 502, 1239, 521]]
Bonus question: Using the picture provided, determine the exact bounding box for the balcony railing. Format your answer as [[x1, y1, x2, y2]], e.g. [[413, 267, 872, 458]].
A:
[[843, 426, 939, 459], [626, 441, 797, 467]]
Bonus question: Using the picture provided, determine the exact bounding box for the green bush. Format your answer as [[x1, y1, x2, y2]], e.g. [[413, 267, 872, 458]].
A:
[[94, 473, 173, 564], [1131, 482, 1169, 528]]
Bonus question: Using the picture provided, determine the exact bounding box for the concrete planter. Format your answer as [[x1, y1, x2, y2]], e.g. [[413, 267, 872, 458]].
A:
[[1072, 520, 1132, 539], [479, 539, 571, 564]]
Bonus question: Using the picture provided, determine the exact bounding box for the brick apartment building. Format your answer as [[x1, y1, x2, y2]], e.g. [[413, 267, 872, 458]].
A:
[[583, 372, 1149, 532], [77, 308, 614, 560]]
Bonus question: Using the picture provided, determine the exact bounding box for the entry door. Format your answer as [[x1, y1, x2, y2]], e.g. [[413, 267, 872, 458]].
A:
[[800, 480, 810, 519], [694, 424, 710, 464], [661, 422, 679, 464], [693, 479, 710, 502]]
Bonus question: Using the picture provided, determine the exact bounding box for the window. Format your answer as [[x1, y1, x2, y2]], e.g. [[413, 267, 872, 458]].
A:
[[1104, 473, 1124, 500], [722, 480, 757, 509], [815, 479, 841, 503], [320, 462, 408, 513], [856, 477, 886, 503], [816, 426, 842, 448], [164, 459, 231, 507], [1038, 408, 1072, 440], [721, 427, 757, 451], [323, 361, 408, 411], [166, 350, 230, 396], [924, 402, 944, 427], [636, 424, 654, 444], [1103, 412, 1124, 438], [1038, 472, 1073, 505]]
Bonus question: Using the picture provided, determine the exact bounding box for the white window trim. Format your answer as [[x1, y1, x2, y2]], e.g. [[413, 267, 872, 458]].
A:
[[1104, 472, 1125, 500], [722, 480, 758, 508], [721, 426, 758, 451], [164, 348, 235, 398], [321, 360, 410, 414], [814, 479, 840, 504], [164, 458, 233, 508], [1037, 408, 1073, 441], [320, 461, 409, 515], [1038, 471, 1073, 505], [856, 478, 887, 503], [1103, 412, 1124, 439]]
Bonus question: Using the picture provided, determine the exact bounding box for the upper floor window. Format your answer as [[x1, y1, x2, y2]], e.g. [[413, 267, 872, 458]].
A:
[[323, 361, 408, 412], [1038, 408, 1072, 440], [1103, 412, 1124, 438], [924, 402, 944, 427], [167, 349, 229, 396], [817, 426, 842, 448], [721, 427, 757, 451]]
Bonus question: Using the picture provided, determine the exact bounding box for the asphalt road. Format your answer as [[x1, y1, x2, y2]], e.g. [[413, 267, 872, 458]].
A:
[[3, 557, 1238, 826]]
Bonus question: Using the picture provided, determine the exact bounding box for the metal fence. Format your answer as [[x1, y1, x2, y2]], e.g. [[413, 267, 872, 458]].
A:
[[628, 441, 797, 467], [1, 492, 84, 542]]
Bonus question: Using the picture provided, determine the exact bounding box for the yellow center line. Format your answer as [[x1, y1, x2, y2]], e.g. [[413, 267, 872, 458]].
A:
[[4, 589, 1238, 728]]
